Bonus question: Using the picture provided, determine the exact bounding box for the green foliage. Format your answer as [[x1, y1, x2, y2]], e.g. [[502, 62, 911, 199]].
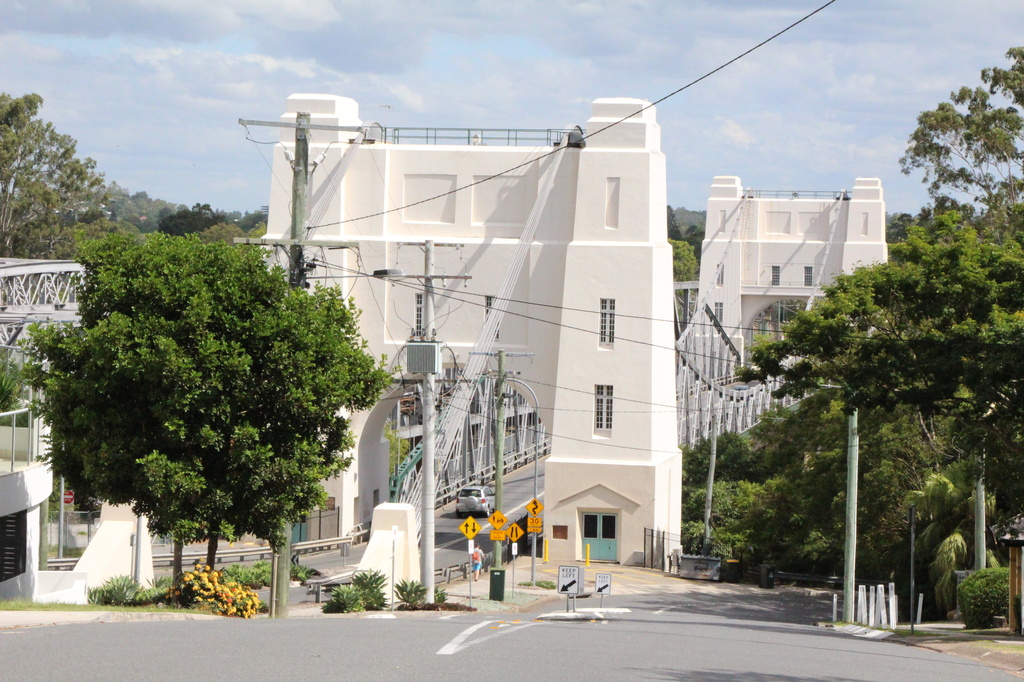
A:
[[221, 561, 271, 589], [351, 569, 388, 610], [290, 563, 315, 583], [89, 575, 143, 606], [322, 585, 364, 614], [0, 92, 106, 258], [901, 48, 1024, 239], [104, 182, 182, 233], [669, 239, 698, 282], [532, 580, 557, 590], [744, 215, 1024, 503], [157, 203, 226, 237], [385, 419, 411, 476], [907, 459, 995, 613], [394, 579, 428, 607], [25, 234, 392, 549], [958, 567, 1009, 629], [434, 586, 448, 604], [680, 431, 764, 557]]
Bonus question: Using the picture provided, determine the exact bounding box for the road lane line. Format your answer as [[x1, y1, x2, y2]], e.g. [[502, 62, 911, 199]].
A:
[[437, 620, 493, 655]]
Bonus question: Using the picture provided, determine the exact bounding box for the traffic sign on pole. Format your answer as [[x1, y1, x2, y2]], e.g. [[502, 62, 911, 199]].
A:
[[595, 573, 612, 595], [63, 490, 74, 505], [527, 517, 543, 533], [489, 529, 507, 542], [557, 565, 582, 595], [489, 510, 508, 530], [507, 522, 524, 543], [459, 517, 482, 539], [527, 498, 544, 516]]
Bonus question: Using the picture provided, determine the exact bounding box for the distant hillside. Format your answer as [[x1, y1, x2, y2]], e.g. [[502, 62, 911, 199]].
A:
[[673, 206, 706, 233]]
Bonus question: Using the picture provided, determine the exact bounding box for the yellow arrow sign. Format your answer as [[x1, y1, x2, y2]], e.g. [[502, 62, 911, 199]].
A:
[[527, 498, 544, 516], [507, 522, 524, 543], [459, 517, 482, 539], [489, 510, 507, 530]]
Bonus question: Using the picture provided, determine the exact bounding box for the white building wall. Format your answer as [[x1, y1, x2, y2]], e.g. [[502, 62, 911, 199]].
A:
[[265, 94, 680, 564], [0, 463, 51, 601], [699, 175, 887, 358]]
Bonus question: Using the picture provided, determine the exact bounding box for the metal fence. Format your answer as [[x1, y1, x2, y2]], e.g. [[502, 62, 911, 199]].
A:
[[644, 527, 681, 572], [296, 508, 341, 543], [49, 510, 101, 557]]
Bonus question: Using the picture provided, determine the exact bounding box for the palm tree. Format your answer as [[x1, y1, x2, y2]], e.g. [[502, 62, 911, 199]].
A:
[[906, 460, 995, 614]]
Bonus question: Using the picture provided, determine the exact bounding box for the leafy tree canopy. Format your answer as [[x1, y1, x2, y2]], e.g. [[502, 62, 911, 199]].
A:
[[25, 234, 392, 547], [901, 47, 1024, 240], [0, 93, 105, 257], [670, 239, 698, 282], [157, 202, 225, 237], [743, 212, 1024, 498]]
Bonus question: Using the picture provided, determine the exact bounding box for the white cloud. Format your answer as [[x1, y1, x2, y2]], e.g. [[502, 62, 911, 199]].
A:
[[717, 118, 756, 149], [1, 0, 1023, 212]]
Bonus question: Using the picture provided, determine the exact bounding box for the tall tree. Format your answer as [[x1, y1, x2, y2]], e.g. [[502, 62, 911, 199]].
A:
[[0, 93, 105, 257], [900, 47, 1024, 239], [25, 234, 391, 574], [743, 212, 1024, 503]]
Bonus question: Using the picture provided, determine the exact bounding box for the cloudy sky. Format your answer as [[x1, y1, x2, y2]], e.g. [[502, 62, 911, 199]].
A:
[[3, 0, 1022, 215]]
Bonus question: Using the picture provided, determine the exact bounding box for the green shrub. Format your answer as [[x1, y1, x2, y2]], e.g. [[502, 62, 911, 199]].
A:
[[351, 570, 388, 611], [958, 567, 1009, 629], [89, 575, 141, 606], [222, 561, 271, 589], [290, 563, 316, 583], [322, 585, 365, 614], [434, 586, 448, 604], [394, 579, 427, 607], [135, 576, 173, 605]]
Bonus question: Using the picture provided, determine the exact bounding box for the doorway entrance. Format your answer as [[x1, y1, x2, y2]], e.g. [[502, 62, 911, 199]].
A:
[[582, 512, 617, 561]]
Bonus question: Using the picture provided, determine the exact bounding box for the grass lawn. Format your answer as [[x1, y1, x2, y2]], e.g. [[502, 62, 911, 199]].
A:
[[0, 600, 189, 613]]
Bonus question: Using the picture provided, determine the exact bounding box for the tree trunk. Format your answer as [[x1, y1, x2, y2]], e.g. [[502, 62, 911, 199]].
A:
[[172, 540, 183, 584], [206, 534, 219, 570]]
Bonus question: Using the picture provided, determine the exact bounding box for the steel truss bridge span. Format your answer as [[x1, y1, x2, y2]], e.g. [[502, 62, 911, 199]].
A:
[[0, 260, 81, 346]]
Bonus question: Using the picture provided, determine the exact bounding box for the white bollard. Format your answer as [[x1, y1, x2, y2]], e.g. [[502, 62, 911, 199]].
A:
[[858, 585, 868, 624], [875, 585, 886, 629], [917, 592, 924, 624], [888, 583, 897, 629], [868, 587, 877, 627], [833, 594, 838, 622]]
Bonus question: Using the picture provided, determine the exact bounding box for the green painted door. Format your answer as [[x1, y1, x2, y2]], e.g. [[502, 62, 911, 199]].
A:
[[582, 513, 617, 561]]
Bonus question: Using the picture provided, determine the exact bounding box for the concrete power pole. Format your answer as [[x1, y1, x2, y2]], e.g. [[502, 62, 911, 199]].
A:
[[273, 111, 311, 619], [843, 409, 859, 622], [421, 241, 437, 603]]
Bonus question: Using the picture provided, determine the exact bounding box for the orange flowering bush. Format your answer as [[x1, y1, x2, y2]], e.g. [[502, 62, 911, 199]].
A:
[[170, 563, 261, 618]]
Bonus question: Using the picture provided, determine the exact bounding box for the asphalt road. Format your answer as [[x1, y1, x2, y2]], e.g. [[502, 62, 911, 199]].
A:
[[0, 589, 1011, 681]]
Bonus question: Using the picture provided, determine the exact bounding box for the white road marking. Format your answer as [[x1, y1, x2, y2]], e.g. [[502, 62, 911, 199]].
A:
[[654, 607, 672, 615], [437, 620, 493, 655]]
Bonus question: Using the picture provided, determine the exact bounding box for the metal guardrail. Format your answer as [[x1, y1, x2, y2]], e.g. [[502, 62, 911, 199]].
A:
[[380, 127, 575, 147], [748, 190, 848, 200], [47, 535, 356, 571]]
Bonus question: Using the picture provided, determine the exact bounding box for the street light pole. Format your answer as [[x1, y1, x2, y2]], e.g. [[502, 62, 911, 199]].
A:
[[493, 349, 506, 569], [843, 408, 859, 622], [506, 377, 541, 584]]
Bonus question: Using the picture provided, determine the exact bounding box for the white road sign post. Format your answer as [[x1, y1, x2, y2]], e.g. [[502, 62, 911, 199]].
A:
[[558, 565, 583, 612], [595, 573, 612, 608]]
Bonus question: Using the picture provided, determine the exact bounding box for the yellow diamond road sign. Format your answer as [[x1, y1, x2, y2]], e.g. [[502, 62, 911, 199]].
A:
[[527, 498, 544, 516], [489, 510, 507, 530], [507, 523, 524, 543], [489, 529, 507, 541], [459, 517, 482, 539]]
